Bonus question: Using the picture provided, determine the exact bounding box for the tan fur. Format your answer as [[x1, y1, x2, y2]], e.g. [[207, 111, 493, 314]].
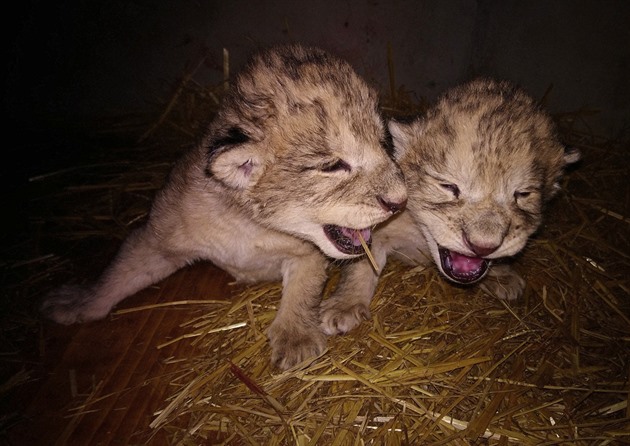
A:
[[40, 44, 407, 370], [321, 78, 580, 336]]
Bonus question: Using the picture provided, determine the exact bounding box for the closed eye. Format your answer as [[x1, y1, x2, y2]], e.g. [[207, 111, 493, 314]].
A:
[[514, 191, 532, 199], [320, 159, 351, 173], [440, 183, 460, 198]]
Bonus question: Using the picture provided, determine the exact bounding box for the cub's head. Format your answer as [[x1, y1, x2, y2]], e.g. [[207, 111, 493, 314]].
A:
[[390, 78, 580, 284], [206, 44, 407, 259]]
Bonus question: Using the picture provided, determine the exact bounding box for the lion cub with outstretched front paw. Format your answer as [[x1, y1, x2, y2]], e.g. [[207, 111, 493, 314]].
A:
[[40, 44, 407, 370], [321, 78, 580, 336]]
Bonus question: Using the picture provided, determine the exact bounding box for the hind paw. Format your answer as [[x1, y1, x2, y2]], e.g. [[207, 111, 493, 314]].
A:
[[40, 284, 110, 325]]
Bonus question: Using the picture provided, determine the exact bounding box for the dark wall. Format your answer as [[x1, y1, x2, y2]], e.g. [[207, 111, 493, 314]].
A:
[[6, 0, 630, 137]]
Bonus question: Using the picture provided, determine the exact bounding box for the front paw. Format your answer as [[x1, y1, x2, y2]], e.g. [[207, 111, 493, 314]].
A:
[[267, 321, 327, 370], [40, 284, 110, 325], [320, 298, 371, 336], [480, 265, 526, 301]]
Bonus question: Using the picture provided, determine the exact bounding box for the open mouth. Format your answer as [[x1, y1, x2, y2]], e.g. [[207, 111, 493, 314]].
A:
[[323, 225, 372, 256], [438, 246, 489, 284]]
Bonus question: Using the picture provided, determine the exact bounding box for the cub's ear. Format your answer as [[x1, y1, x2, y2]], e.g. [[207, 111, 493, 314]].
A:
[[563, 145, 581, 166], [206, 127, 265, 189], [548, 145, 582, 198], [388, 119, 423, 161]]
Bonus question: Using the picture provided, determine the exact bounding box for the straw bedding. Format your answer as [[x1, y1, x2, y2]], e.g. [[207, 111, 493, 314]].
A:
[[4, 64, 629, 445]]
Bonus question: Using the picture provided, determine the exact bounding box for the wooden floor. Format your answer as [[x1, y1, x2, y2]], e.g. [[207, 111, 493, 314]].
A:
[[5, 262, 235, 446], [0, 117, 240, 445]]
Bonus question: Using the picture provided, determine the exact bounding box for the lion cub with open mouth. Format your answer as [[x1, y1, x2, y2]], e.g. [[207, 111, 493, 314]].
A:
[[321, 78, 580, 336], [41, 44, 407, 370]]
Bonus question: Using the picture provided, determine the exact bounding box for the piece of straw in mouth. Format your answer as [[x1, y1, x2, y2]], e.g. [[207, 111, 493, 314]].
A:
[[357, 230, 379, 272]]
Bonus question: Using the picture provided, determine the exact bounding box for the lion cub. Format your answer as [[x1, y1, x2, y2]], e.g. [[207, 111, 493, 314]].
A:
[[41, 44, 407, 370], [321, 78, 580, 336]]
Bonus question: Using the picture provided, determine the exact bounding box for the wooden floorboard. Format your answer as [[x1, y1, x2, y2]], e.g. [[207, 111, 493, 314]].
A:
[[6, 262, 234, 446]]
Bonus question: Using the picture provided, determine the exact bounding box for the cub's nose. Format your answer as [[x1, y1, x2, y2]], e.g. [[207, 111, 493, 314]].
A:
[[465, 235, 500, 257], [469, 243, 498, 257], [378, 196, 407, 214]]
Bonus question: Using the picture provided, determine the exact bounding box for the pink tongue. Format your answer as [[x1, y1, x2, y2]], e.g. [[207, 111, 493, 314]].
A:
[[450, 251, 485, 274], [340, 227, 371, 246]]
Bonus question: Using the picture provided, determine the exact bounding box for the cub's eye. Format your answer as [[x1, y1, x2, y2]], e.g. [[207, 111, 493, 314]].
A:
[[321, 159, 351, 173], [514, 191, 532, 200], [440, 183, 460, 198]]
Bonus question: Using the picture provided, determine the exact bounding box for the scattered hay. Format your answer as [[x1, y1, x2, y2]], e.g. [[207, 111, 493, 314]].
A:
[[147, 246, 629, 444], [358, 231, 380, 273], [4, 49, 629, 445]]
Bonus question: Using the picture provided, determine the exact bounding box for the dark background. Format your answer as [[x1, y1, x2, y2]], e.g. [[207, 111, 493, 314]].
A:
[[5, 0, 630, 136], [1, 4, 628, 443]]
